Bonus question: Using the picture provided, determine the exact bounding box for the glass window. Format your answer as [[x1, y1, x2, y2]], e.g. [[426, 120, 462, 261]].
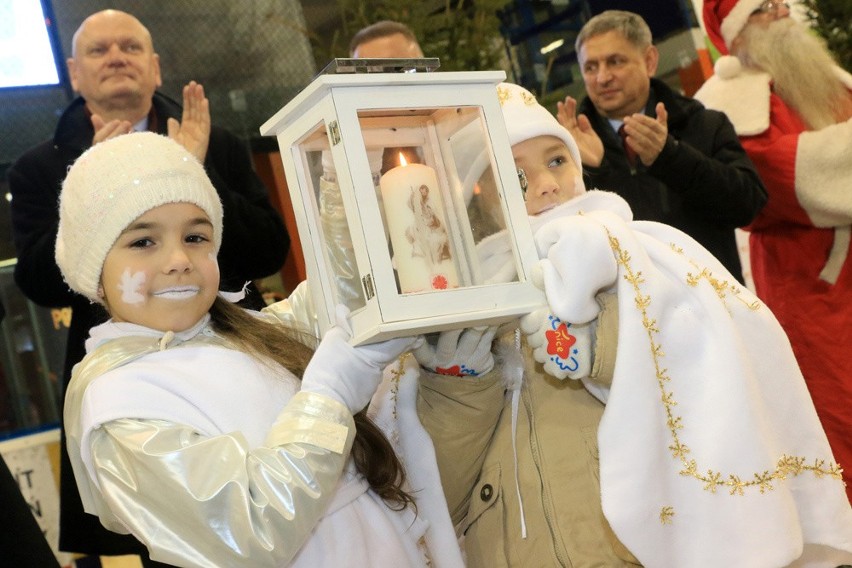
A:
[[0, 261, 66, 439]]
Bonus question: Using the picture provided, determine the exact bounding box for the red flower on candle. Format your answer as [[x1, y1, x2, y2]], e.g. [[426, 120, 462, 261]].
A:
[[546, 323, 577, 359], [432, 274, 448, 289]]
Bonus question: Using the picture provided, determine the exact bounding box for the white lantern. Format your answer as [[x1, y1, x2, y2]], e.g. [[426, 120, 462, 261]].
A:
[[260, 62, 545, 344]]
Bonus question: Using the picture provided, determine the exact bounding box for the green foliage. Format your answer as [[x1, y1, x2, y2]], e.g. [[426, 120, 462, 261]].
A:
[[309, 0, 510, 73], [802, 0, 852, 71]]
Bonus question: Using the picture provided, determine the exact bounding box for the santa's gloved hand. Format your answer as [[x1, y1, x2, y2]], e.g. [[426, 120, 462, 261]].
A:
[[301, 305, 423, 413], [533, 215, 618, 323], [520, 307, 595, 380], [413, 326, 498, 377]]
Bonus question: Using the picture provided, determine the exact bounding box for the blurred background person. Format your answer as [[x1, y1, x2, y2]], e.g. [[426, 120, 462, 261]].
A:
[[349, 20, 424, 58]]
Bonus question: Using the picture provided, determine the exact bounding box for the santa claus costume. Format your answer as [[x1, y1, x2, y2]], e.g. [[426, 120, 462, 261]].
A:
[[695, 0, 852, 501]]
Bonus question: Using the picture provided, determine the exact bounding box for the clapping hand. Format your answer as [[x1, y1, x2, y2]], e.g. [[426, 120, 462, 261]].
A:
[[90, 114, 133, 145], [556, 96, 604, 167], [621, 102, 668, 166], [167, 80, 211, 163]]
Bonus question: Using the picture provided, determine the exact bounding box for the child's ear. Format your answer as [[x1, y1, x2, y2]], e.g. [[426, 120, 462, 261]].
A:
[[97, 285, 105, 299]]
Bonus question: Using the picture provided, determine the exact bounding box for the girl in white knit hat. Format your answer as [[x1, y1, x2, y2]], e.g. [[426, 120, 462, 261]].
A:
[[57, 131, 464, 568]]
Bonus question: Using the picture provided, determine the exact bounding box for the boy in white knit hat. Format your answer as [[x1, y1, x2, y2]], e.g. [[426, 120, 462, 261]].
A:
[[414, 82, 636, 567], [56, 131, 467, 568], [415, 83, 852, 568]]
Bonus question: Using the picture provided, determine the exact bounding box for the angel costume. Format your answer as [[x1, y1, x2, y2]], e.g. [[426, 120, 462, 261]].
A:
[[64, 312, 463, 568]]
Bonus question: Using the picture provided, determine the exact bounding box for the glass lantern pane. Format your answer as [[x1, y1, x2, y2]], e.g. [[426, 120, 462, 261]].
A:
[[357, 106, 520, 295], [295, 123, 366, 313]]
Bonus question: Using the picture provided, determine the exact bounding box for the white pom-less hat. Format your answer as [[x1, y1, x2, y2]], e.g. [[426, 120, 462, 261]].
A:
[[56, 132, 223, 304], [497, 82, 582, 172]]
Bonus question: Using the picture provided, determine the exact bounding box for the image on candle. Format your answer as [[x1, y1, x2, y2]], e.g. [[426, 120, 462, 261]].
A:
[[406, 184, 452, 266], [379, 153, 460, 293]]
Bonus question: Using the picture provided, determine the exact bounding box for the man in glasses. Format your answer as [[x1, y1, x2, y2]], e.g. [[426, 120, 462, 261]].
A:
[[696, 0, 852, 502]]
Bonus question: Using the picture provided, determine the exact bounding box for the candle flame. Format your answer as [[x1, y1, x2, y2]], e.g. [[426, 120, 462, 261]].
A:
[[399, 153, 408, 167]]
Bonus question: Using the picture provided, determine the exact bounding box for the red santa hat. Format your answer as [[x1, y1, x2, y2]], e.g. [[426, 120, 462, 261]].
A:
[[703, 0, 765, 55]]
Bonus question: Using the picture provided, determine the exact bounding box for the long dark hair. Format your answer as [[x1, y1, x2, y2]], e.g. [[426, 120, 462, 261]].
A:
[[209, 297, 413, 509]]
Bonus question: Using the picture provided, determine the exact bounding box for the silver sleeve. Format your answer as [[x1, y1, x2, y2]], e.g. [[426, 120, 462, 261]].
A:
[[83, 393, 354, 568]]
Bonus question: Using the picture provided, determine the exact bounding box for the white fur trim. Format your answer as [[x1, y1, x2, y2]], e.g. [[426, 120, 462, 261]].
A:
[[834, 65, 852, 90], [818, 227, 849, 284], [720, 0, 765, 48], [693, 68, 771, 135], [714, 55, 742, 79], [794, 118, 852, 228]]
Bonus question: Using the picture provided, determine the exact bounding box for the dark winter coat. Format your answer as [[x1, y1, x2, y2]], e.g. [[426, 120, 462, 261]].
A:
[[578, 78, 767, 283]]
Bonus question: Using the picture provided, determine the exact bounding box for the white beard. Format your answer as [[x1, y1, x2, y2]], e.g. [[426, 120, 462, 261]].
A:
[[736, 18, 851, 129]]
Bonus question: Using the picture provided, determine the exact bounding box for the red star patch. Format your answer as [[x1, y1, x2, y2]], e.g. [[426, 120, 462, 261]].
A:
[[546, 323, 577, 359]]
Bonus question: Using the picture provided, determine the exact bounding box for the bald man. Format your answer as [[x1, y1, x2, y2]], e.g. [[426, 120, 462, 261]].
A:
[[8, 9, 288, 566]]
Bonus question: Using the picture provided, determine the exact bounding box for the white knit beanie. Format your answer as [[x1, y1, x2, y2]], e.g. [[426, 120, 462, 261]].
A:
[[56, 132, 223, 304], [497, 82, 582, 172]]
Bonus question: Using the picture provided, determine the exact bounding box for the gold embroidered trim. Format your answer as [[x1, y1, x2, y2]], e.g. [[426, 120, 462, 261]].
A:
[[497, 85, 510, 105], [610, 233, 843, 495], [496, 84, 538, 106], [674, 243, 761, 311], [660, 506, 675, 525], [383, 354, 410, 448]]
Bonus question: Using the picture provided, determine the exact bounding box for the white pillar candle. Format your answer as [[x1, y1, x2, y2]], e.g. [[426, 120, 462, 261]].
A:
[[379, 155, 459, 293]]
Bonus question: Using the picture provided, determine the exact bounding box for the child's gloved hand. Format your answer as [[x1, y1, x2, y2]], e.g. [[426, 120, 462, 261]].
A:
[[520, 307, 595, 380], [413, 326, 498, 377], [301, 305, 423, 413], [533, 215, 618, 324]]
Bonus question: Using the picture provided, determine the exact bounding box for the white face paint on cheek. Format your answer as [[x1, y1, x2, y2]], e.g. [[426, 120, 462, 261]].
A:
[[117, 268, 147, 305]]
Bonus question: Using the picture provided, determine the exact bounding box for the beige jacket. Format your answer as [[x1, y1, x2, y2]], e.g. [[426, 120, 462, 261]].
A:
[[419, 294, 640, 567]]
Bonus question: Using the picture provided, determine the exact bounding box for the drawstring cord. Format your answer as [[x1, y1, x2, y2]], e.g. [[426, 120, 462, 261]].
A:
[[158, 330, 175, 351], [509, 328, 527, 539]]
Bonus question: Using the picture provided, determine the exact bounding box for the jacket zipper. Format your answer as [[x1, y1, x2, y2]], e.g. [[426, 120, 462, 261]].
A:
[[523, 382, 573, 567]]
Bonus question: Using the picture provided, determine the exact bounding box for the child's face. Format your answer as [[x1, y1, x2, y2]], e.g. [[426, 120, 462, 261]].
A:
[[101, 202, 220, 332], [511, 135, 583, 216]]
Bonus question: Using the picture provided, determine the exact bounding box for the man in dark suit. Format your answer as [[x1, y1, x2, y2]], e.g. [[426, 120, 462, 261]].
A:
[[557, 10, 766, 283]]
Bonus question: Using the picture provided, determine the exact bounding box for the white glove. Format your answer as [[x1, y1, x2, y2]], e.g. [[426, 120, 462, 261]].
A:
[[533, 215, 618, 323], [301, 306, 423, 413], [413, 326, 498, 377], [520, 307, 595, 380]]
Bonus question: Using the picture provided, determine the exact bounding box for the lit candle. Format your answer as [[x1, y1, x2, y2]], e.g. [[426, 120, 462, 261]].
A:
[[379, 154, 459, 293]]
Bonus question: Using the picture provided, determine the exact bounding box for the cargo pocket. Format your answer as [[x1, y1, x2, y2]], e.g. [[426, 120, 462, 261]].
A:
[[462, 463, 508, 567]]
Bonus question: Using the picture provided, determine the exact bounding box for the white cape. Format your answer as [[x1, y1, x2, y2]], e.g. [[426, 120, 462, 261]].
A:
[[487, 191, 852, 567]]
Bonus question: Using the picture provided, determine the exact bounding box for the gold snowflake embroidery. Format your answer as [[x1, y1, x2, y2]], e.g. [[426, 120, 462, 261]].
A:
[[605, 229, 843, 496]]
